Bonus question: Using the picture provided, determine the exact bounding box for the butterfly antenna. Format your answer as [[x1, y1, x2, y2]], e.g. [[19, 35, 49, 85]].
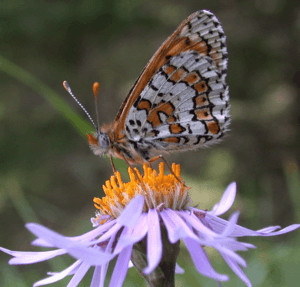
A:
[[63, 81, 98, 130], [92, 82, 101, 130]]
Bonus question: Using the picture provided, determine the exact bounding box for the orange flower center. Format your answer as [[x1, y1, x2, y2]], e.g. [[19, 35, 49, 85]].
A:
[[93, 162, 191, 220]]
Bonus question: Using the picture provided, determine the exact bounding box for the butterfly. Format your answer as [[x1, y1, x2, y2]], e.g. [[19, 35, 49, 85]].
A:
[[64, 10, 230, 172]]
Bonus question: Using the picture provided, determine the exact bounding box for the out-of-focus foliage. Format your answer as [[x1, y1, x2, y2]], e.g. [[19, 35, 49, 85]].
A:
[[0, 1, 299, 286]]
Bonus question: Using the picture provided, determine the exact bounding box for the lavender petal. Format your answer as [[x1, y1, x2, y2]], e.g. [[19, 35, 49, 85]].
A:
[[66, 261, 91, 287], [0, 247, 67, 265], [221, 252, 252, 287], [144, 208, 162, 275], [108, 245, 133, 287], [210, 182, 236, 216], [161, 210, 200, 243], [117, 196, 144, 227], [33, 260, 82, 286], [184, 237, 229, 282], [90, 265, 102, 287]]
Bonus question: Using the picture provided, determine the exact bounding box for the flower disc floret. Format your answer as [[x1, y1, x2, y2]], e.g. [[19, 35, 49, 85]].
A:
[[93, 162, 192, 219]]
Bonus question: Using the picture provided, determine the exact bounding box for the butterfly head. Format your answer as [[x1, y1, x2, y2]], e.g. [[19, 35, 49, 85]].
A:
[[87, 131, 111, 156]]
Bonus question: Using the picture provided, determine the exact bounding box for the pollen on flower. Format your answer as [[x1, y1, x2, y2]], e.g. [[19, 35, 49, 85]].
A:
[[93, 162, 192, 219]]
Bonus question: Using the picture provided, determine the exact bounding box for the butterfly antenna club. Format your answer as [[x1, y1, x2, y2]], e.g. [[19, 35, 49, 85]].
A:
[[63, 81, 98, 130], [92, 82, 101, 131]]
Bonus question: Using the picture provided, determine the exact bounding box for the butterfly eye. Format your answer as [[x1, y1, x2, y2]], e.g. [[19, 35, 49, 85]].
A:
[[98, 132, 110, 149]]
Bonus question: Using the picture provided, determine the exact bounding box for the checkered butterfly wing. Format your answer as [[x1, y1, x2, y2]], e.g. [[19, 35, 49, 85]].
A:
[[115, 10, 229, 157]]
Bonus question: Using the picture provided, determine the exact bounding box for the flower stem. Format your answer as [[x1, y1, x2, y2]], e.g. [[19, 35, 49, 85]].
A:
[[131, 225, 180, 287]]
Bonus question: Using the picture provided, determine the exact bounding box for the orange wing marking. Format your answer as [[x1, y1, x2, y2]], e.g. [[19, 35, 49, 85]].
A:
[[209, 48, 222, 67], [167, 116, 176, 123], [170, 67, 188, 82], [137, 100, 151, 114], [170, 123, 186, 134], [147, 102, 175, 128], [164, 65, 176, 76], [194, 95, 209, 108], [194, 81, 208, 94], [162, 137, 180, 143], [207, 121, 220, 134], [183, 72, 201, 85], [191, 40, 209, 55], [195, 108, 213, 120]]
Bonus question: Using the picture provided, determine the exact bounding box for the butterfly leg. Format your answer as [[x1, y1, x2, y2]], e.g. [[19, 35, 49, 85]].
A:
[[119, 153, 148, 189], [110, 153, 146, 189], [110, 155, 117, 173], [148, 155, 185, 185]]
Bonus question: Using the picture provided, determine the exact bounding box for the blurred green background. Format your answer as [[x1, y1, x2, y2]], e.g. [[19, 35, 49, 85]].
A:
[[0, 0, 299, 286]]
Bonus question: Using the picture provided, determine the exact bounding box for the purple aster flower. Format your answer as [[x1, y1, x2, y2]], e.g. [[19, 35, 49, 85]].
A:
[[1, 163, 299, 287]]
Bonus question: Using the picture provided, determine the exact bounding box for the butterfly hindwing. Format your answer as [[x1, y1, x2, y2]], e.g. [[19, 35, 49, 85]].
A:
[[125, 51, 229, 150], [123, 10, 229, 153]]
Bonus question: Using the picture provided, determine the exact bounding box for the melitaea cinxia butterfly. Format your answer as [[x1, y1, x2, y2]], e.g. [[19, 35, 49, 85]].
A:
[[64, 10, 230, 170]]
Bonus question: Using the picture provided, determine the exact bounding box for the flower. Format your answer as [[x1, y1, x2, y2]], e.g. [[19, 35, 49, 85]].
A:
[[1, 163, 299, 287]]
